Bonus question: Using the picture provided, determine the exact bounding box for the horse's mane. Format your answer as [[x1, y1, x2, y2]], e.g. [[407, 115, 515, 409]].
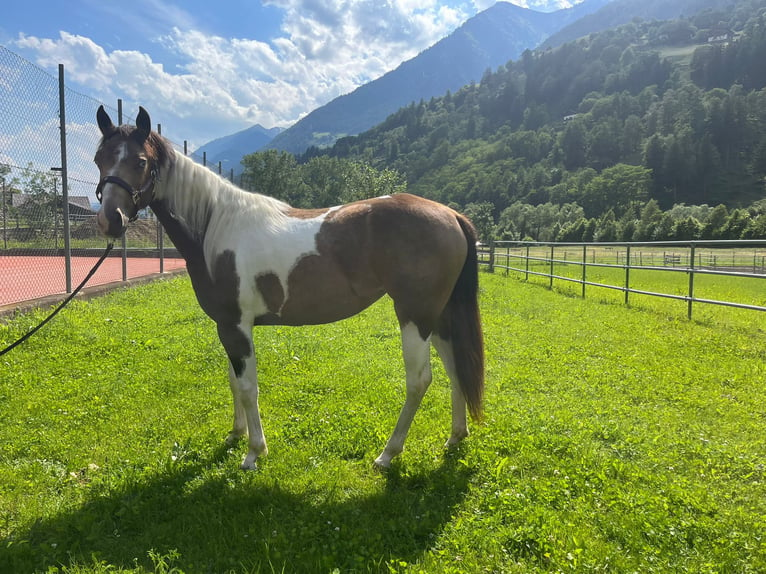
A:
[[157, 135, 290, 240]]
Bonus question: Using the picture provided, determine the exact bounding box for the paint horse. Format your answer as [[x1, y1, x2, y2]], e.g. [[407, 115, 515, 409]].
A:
[[94, 106, 484, 470]]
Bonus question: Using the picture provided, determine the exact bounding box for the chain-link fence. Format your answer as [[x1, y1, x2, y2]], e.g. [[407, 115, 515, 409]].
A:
[[0, 45, 227, 309]]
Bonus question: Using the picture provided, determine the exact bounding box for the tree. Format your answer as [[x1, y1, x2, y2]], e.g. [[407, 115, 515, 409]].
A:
[[701, 204, 729, 239], [634, 199, 663, 241], [672, 216, 702, 240], [559, 119, 588, 170], [241, 150, 304, 205], [580, 164, 651, 218], [595, 209, 618, 242], [463, 202, 496, 243], [17, 166, 58, 237]]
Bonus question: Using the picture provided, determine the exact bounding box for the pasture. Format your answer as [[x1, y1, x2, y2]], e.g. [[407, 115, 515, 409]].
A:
[[1, 272, 764, 573]]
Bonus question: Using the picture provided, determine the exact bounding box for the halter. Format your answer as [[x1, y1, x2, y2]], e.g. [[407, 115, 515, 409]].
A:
[[95, 169, 159, 222]]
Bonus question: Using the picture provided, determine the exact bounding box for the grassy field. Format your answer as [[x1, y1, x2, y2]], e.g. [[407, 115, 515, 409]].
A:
[[0, 272, 764, 573], [490, 246, 766, 332]]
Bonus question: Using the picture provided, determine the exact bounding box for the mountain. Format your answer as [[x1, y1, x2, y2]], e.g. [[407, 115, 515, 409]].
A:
[[263, 0, 614, 155], [192, 124, 283, 175], [540, 0, 738, 48], [314, 0, 766, 219]]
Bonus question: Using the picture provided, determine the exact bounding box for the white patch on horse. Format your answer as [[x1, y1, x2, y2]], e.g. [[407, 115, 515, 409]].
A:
[[108, 143, 128, 176], [206, 203, 331, 319]]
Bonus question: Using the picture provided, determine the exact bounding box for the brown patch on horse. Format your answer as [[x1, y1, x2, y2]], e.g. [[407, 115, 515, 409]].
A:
[[256, 272, 285, 314], [275, 194, 466, 337], [208, 250, 251, 376]]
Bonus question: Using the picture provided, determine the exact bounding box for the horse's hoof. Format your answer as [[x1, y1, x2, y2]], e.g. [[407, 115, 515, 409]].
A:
[[445, 430, 469, 448], [225, 433, 243, 447], [373, 456, 391, 472], [240, 452, 259, 470]]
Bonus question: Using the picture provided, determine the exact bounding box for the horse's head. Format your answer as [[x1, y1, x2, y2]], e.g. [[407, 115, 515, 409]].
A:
[[94, 106, 164, 238]]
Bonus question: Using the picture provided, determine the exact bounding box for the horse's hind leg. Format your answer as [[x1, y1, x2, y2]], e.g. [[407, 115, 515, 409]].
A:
[[432, 335, 469, 446], [374, 322, 432, 469]]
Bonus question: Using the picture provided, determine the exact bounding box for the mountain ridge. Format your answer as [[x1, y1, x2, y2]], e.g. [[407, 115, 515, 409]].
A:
[[263, 0, 613, 156], [195, 0, 613, 170]]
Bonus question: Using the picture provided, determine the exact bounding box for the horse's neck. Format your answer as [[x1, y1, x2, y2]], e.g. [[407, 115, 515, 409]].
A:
[[157, 151, 289, 247]]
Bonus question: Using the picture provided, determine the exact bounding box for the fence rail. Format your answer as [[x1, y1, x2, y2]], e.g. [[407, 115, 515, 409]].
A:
[[478, 239, 766, 320]]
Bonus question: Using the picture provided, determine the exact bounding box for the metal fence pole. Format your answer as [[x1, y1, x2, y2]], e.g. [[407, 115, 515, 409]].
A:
[[581, 243, 587, 298], [625, 244, 631, 306], [157, 123, 164, 274], [58, 64, 72, 292], [488, 240, 495, 273], [1, 177, 6, 250], [688, 243, 696, 320], [118, 99, 128, 282], [549, 244, 554, 289], [525, 244, 530, 281]]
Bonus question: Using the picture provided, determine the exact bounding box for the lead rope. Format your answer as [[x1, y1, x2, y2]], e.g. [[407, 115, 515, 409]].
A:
[[0, 242, 114, 357]]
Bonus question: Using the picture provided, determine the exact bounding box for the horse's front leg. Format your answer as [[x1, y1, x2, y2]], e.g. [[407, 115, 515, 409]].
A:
[[218, 323, 267, 470], [225, 363, 248, 445]]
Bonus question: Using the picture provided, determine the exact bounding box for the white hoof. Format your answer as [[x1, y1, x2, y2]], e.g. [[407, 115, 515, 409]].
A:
[[373, 454, 392, 471], [445, 429, 469, 448], [240, 452, 259, 470]]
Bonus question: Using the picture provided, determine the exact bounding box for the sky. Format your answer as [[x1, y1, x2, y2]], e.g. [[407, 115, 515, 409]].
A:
[[1, 0, 580, 152]]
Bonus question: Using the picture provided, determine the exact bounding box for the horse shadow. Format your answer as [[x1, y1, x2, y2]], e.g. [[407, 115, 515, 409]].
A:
[[2, 444, 474, 572]]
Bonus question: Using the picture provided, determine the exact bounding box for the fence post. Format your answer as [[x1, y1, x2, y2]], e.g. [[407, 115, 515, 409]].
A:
[[525, 244, 530, 281], [157, 123, 164, 274], [118, 99, 128, 282], [688, 243, 696, 320], [624, 244, 631, 306], [549, 244, 554, 289], [581, 244, 587, 298], [57, 64, 72, 293], [488, 240, 495, 273], [1, 176, 6, 250]]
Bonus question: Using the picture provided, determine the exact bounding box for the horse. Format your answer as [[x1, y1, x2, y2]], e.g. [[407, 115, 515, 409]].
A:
[[93, 106, 484, 470]]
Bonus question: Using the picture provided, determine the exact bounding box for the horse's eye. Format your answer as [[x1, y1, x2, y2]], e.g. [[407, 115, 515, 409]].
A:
[[138, 158, 147, 168]]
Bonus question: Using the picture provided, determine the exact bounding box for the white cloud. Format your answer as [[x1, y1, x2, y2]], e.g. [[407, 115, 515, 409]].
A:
[[16, 32, 116, 86], [10, 1, 468, 149], [494, 0, 580, 12]]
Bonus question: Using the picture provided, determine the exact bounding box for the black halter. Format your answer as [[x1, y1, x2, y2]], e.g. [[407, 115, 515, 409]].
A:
[[95, 169, 158, 222]]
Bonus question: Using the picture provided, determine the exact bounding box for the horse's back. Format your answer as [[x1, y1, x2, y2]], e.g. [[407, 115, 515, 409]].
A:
[[319, 194, 469, 328]]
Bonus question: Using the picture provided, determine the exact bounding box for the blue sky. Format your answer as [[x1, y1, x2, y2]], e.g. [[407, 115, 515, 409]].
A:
[[1, 0, 579, 151]]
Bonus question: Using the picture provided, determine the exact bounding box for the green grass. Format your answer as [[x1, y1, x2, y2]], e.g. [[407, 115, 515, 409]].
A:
[[490, 247, 766, 332], [1, 273, 765, 573]]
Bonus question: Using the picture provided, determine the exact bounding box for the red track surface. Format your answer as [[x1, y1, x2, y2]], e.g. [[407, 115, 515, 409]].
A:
[[0, 255, 187, 308]]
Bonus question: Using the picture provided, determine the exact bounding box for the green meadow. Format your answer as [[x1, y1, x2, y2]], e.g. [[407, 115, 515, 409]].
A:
[[0, 271, 764, 573]]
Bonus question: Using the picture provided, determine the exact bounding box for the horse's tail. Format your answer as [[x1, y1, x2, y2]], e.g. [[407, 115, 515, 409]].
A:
[[444, 215, 485, 421]]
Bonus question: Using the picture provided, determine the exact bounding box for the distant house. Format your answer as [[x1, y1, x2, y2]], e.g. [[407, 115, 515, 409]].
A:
[[563, 114, 580, 122], [11, 194, 96, 220], [66, 196, 95, 219], [707, 28, 734, 44]]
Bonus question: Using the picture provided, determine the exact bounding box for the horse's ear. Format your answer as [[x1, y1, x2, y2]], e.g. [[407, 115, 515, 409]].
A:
[[135, 107, 151, 141], [97, 105, 115, 137]]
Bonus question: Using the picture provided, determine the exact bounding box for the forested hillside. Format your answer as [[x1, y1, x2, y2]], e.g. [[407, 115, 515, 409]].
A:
[[241, 0, 766, 241]]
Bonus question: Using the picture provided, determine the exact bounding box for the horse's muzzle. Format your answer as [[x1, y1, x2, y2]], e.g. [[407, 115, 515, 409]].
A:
[[97, 206, 130, 238]]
